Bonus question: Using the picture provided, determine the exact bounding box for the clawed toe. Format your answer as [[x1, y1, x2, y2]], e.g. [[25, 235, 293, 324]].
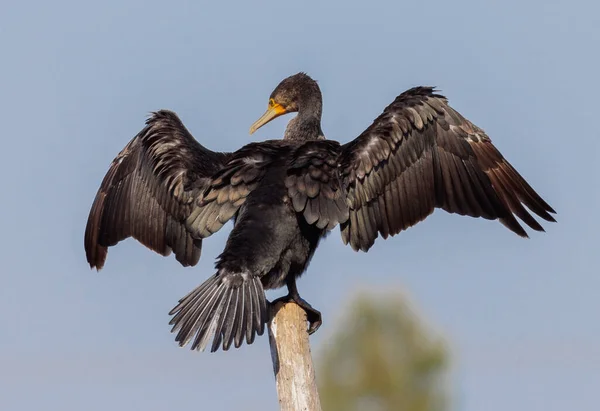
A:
[[269, 294, 322, 335]]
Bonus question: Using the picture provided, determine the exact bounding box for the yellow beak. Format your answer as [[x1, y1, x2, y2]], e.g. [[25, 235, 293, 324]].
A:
[[249, 103, 287, 135]]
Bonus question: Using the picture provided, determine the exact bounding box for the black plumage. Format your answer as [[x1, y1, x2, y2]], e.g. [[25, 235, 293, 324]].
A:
[[84, 73, 556, 352]]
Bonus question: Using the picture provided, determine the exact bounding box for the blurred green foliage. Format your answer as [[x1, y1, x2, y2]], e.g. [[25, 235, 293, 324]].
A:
[[318, 292, 449, 411]]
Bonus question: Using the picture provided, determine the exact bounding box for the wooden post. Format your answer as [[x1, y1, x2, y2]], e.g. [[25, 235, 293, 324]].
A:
[[268, 301, 322, 411]]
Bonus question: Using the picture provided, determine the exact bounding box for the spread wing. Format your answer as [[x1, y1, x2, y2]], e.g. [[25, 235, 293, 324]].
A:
[[84, 110, 230, 269], [336, 87, 556, 251]]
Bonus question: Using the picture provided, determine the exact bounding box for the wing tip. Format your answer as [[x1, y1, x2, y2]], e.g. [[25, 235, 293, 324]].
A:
[[85, 242, 107, 271], [88, 262, 103, 272]]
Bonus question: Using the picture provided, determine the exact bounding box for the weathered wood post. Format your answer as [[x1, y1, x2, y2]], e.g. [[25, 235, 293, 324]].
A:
[[268, 302, 322, 411]]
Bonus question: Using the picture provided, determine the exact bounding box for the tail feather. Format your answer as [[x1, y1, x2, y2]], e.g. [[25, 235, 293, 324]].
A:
[[169, 272, 268, 352]]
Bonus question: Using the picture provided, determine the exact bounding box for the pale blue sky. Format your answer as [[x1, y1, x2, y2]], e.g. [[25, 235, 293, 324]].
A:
[[1, 1, 598, 410]]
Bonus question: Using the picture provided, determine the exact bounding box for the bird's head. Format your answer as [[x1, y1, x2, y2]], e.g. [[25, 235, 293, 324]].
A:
[[249, 72, 321, 135]]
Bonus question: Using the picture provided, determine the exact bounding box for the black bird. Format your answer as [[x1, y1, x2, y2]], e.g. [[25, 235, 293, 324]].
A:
[[84, 73, 556, 352]]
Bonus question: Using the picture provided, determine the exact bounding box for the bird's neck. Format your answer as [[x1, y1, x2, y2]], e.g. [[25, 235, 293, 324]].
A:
[[284, 95, 324, 141]]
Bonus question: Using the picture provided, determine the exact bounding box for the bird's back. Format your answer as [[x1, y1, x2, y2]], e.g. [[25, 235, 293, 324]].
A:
[[214, 140, 326, 287]]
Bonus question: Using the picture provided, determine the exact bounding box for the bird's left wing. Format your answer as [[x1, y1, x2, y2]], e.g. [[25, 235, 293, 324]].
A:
[[337, 87, 556, 251], [84, 110, 231, 269]]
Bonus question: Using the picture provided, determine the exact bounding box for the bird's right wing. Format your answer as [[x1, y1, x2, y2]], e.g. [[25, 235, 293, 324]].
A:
[[336, 87, 556, 251], [285, 140, 349, 230], [84, 110, 231, 270]]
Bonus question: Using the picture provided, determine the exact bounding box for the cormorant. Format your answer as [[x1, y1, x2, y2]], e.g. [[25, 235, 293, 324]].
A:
[[84, 73, 556, 352]]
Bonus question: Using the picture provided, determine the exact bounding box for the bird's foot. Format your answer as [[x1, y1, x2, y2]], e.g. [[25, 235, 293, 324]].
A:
[[270, 294, 322, 335]]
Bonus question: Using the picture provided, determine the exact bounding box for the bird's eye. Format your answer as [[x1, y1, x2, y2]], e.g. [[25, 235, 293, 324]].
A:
[[269, 98, 275, 107]]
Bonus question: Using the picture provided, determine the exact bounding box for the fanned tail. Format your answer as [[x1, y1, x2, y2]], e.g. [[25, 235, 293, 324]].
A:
[[168, 272, 269, 352]]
